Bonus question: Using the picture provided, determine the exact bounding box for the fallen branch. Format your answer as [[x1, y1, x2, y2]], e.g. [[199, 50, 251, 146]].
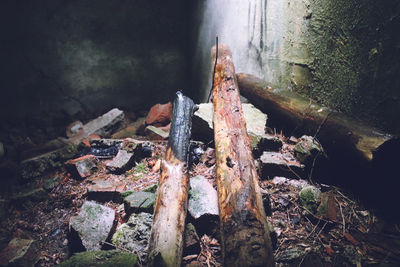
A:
[[211, 45, 275, 267]]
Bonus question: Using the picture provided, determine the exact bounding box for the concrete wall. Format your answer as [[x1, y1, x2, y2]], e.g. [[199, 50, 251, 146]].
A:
[[0, 0, 190, 124], [192, 0, 400, 134]]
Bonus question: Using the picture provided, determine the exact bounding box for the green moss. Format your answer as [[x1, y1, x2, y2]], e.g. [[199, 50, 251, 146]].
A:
[[121, 191, 134, 198], [84, 205, 103, 219], [57, 250, 137, 267], [299, 185, 321, 213]]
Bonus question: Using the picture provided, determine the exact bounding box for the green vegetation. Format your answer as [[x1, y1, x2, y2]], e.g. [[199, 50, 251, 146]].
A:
[[125, 162, 149, 181], [57, 250, 137, 267]]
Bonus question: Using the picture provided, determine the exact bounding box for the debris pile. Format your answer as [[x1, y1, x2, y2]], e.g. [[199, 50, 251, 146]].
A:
[[0, 103, 399, 267]]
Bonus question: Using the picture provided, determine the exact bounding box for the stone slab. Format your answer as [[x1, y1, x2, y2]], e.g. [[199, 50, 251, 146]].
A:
[[69, 201, 115, 251]]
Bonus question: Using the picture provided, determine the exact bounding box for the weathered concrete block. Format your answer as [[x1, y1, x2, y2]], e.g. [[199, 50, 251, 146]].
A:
[[144, 125, 169, 140], [192, 103, 267, 141], [188, 175, 219, 236], [69, 108, 124, 144], [106, 150, 135, 174], [69, 201, 115, 251], [21, 144, 77, 180], [65, 155, 99, 179], [188, 175, 218, 219], [87, 178, 125, 202], [123, 191, 156, 215], [259, 151, 304, 180], [112, 212, 153, 261]]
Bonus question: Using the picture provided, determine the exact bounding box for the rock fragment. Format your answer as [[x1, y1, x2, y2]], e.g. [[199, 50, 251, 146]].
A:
[[111, 212, 153, 262], [65, 155, 99, 179], [188, 175, 219, 235], [87, 178, 125, 202], [123, 191, 156, 215], [106, 150, 135, 174], [69, 201, 115, 251], [294, 135, 324, 164], [258, 151, 304, 180], [192, 103, 267, 142], [0, 238, 39, 267], [21, 143, 77, 180], [69, 108, 124, 144], [299, 185, 321, 213], [144, 125, 169, 140], [66, 121, 84, 138], [145, 102, 173, 127]]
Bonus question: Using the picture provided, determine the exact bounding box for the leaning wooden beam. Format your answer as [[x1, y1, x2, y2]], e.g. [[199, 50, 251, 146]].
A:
[[212, 45, 275, 267], [147, 91, 197, 267], [236, 73, 392, 163]]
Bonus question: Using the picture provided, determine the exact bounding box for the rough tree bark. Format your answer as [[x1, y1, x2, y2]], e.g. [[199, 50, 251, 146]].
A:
[[147, 91, 197, 267], [212, 45, 275, 267], [236, 73, 392, 163]]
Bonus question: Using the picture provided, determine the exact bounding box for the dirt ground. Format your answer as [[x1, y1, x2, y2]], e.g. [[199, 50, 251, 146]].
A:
[[1, 137, 399, 267]]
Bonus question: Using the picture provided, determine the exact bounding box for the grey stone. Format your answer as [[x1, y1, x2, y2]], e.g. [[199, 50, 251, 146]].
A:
[[188, 175, 219, 219], [299, 185, 321, 213], [21, 143, 77, 180], [87, 178, 125, 202], [123, 191, 156, 215], [69, 108, 124, 144], [65, 155, 99, 179], [272, 177, 309, 189], [184, 223, 200, 255], [57, 250, 137, 267], [112, 212, 153, 262], [106, 150, 135, 173], [69, 201, 115, 251], [144, 125, 169, 140], [294, 135, 324, 164], [242, 103, 268, 136], [0, 238, 39, 267], [192, 103, 267, 141], [249, 133, 283, 157], [188, 175, 219, 236], [83, 108, 124, 137], [259, 151, 304, 180]]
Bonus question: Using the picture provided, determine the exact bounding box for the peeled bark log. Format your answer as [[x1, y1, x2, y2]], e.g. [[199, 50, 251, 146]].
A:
[[212, 45, 275, 267], [147, 92, 197, 267], [236, 73, 392, 163]]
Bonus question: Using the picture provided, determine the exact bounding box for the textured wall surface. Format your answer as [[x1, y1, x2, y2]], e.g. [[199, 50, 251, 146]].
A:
[[0, 0, 190, 123], [192, 0, 400, 133]]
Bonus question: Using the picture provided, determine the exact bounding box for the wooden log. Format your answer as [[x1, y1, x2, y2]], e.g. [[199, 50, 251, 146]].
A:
[[236, 73, 392, 163], [147, 91, 197, 267], [212, 45, 275, 267]]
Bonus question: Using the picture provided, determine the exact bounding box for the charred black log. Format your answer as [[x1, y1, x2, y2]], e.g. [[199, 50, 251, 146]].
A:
[[147, 91, 197, 267]]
